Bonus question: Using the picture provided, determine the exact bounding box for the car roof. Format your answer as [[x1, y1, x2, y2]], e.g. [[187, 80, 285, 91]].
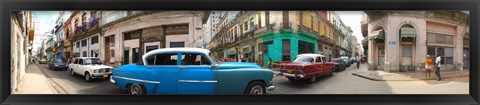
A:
[[141, 48, 211, 65], [297, 54, 324, 58]]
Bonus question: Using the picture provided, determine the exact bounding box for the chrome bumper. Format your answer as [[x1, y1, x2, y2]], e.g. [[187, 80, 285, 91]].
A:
[[281, 73, 305, 78], [109, 76, 116, 84], [267, 86, 276, 91]]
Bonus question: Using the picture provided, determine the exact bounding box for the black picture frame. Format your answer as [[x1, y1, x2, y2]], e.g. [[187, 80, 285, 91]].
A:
[[1, 0, 478, 105]]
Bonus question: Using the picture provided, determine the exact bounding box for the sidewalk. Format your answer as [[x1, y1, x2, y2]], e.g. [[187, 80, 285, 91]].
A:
[[351, 64, 469, 81], [15, 64, 58, 94]]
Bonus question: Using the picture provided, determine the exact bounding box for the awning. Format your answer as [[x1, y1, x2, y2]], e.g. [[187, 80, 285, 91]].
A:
[[400, 28, 416, 38], [369, 30, 385, 40]]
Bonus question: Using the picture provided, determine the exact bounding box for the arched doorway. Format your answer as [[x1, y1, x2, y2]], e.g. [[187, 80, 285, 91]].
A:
[[370, 27, 385, 70], [399, 24, 416, 71]]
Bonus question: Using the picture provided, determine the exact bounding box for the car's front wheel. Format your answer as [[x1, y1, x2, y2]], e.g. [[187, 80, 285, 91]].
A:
[[128, 84, 146, 94], [85, 72, 92, 82], [69, 69, 75, 76], [245, 81, 266, 94], [308, 74, 317, 83]]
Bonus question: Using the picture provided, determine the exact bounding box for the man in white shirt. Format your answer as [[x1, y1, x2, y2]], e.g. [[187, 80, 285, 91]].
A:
[[434, 54, 442, 81]]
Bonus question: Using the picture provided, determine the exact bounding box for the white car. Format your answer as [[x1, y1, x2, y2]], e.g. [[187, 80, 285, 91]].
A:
[[68, 57, 114, 82]]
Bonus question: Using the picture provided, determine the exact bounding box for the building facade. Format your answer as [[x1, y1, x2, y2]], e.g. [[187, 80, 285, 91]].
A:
[[99, 11, 208, 67], [362, 11, 469, 72], [11, 11, 34, 93], [210, 11, 347, 67]]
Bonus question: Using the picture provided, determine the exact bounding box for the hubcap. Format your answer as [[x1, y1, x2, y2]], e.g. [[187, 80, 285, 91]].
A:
[[250, 85, 264, 94], [131, 85, 142, 94], [86, 74, 90, 81], [310, 76, 316, 82]]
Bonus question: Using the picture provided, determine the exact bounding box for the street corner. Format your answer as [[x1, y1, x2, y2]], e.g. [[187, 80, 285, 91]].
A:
[[351, 70, 384, 81]]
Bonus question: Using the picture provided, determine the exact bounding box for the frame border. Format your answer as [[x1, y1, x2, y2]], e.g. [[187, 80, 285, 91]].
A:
[[1, 0, 478, 105]]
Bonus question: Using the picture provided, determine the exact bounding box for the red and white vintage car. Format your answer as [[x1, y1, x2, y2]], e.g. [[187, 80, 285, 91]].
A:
[[279, 54, 335, 83]]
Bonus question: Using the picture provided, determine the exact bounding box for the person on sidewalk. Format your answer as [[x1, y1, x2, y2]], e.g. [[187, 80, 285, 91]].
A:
[[425, 55, 433, 79], [356, 56, 360, 69], [434, 54, 442, 81]]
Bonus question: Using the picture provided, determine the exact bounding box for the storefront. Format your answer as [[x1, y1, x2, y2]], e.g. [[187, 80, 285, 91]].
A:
[[260, 29, 318, 66]]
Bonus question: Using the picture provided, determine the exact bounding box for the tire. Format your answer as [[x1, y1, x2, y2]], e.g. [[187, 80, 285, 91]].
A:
[[244, 81, 266, 94], [128, 84, 146, 94], [328, 69, 334, 76], [85, 72, 92, 82], [308, 74, 317, 83], [287, 77, 296, 81], [70, 69, 75, 76]]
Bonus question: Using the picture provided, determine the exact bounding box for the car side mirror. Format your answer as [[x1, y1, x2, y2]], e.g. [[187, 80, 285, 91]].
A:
[[210, 64, 218, 69]]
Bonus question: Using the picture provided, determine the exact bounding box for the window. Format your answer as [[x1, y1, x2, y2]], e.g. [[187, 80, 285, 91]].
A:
[[315, 57, 322, 63], [74, 59, 79, 64], [402, 46, 412, 57], [282, 39, 290, 61], [82, 13, 86, 24], [146, 53, 178, 65], [76, 42, 80, 48], [82, 51, 87, 57], [427, 32, 454, 45], [180, 53, 211, 65], [78, 59, 83, 65], [428, 46, 454, 65], [250, 18, 254, 30], [111, 50, 115, 57], [258, 13, 262, 27], [91, 36, 98, 44], [81, 40, 87, 47], [311, 15, 314, 29], [298, 41, 314, 54], [170, 42, 185, 48]]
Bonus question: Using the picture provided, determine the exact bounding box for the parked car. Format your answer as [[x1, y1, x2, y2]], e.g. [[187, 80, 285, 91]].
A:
[[68, 57, 114, 82], [279, 54, 335, 83], [110, 48, 275, 94], [39, 58, 48, 64], [48, 58, 68, 71], [340, 57, 351, 67], [330, 58, 346, 72]]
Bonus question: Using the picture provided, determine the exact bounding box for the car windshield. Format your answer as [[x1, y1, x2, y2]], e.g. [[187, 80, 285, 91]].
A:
[[84, 58, 102, 65], [54, 59, 63, 63], [293, 56, 313, 63], [208, 53, 219, 64]]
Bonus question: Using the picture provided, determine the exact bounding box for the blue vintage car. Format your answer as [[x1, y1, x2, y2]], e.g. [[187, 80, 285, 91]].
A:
[[110, 48, 275, 94]]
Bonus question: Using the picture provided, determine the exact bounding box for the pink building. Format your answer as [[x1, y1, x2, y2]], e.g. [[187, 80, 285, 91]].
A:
[[362, 11, 469, 72]]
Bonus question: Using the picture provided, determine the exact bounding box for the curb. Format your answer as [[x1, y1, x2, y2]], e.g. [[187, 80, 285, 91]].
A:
[[351, 71, 469, 81], [34, 64, 69, 94]]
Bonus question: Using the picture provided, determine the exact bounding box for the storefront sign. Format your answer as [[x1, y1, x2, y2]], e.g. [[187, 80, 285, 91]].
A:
[[228, 48, 236, 55], [388, 41, 396, 45]]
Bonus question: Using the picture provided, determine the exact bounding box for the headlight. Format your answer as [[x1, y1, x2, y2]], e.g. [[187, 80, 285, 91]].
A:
[[54, 65, 59, 66]]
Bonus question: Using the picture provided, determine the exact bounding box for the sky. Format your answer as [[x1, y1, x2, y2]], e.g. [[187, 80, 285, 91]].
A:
[[336, 11, 364, 53], [31, 11, 71, 53]]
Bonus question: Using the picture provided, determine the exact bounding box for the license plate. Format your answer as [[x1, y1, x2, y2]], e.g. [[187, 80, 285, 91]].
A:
[[287, 70, 293, 74], [103, 74, 108, 78]]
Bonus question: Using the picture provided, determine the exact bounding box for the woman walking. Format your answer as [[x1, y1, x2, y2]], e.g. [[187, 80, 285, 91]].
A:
[[425, 55, 432, 79]]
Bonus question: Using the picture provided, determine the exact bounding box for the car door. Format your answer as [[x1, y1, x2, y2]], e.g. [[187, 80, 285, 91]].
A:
[[75, 59, 84, 75], [177, 52, 216, 94], [143, 53, 179, 94], [315, 56, 324, 76], [70, 59, 77, 71]]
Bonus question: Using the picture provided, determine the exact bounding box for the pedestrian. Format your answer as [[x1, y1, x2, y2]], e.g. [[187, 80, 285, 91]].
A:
[[425, 55, 432, 79], [356, 56, 360, 69], [434, 54, 442, 81]]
